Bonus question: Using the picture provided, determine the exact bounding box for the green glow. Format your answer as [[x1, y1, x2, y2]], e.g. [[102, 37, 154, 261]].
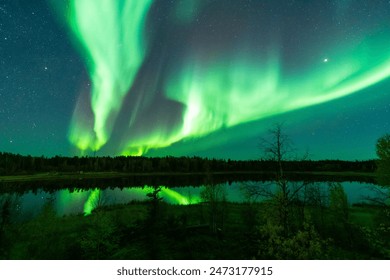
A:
[[57, 189, 89, 215], [124, 186, 201, 205], [162, 33, 390, 144], [52, 1, 390, 156], [83, 186, 201, 215], [120, 129, 184, 156], [119, 33, 390, 155], [160, 187, 201, 204], [64, 0, 153, 151], [83, 189, 101, 216]]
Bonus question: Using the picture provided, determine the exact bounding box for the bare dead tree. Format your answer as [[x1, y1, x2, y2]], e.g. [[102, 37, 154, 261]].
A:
[[244, 123, 312, 236]]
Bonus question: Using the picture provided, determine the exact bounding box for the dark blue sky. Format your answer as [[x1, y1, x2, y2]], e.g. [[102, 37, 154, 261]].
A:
[[0, 0, 389, 160]]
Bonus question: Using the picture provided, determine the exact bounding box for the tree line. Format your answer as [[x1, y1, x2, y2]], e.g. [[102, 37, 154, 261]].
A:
[[0, 151, 377, 176]]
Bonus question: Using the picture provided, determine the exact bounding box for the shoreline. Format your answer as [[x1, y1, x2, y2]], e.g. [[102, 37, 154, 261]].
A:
[[0, 170, 377, 183]]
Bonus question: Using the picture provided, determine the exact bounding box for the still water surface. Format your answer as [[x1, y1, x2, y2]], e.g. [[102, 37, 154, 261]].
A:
[[0, 179, 384, 222]]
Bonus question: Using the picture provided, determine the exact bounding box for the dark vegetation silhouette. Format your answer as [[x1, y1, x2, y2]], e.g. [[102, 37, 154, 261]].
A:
[[0, 131, 389, 260], [376, 133, 390, 187], [242, 127, 390, 259], [0, 151, 377, 176]]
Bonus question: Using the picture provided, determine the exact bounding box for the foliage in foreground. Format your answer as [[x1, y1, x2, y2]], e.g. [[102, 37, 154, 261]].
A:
[[1, 195, 389, 260]]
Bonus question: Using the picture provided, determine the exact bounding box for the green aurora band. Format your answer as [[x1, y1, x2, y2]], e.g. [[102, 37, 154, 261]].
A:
[[121, 32, 390, 155], [165, 35, 390, 141], [63, 0, 153, 151], [55, 1, 390, 155]]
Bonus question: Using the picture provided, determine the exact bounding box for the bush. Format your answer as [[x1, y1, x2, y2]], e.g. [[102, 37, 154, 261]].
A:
[[257, 221, 329, 259]]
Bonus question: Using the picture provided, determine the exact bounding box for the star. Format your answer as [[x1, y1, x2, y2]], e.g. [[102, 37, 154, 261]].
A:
[[323, 58, 329, 63]]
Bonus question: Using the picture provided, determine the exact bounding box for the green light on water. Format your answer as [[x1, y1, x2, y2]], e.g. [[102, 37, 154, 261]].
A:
[[160, 188, 201, 205], [82, 186, 200, 215], [57, 189, 90, 215], [83, 189, 101, 216]]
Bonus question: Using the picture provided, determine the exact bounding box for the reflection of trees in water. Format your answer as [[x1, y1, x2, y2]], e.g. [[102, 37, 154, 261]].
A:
[[0, 170, 377, 197]]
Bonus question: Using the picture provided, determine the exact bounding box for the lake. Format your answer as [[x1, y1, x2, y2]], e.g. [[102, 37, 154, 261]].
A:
[[0, 176, 386, 222]]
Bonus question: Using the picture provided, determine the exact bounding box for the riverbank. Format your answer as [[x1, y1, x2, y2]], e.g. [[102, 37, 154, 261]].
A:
[[0, 170, 377, 183]]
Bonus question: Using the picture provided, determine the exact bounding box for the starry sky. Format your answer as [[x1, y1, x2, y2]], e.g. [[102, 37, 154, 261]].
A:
[[0, 0, 389, 160]]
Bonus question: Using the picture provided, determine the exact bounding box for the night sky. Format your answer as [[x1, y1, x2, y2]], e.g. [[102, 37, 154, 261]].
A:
[[1, 0, 389, 160]]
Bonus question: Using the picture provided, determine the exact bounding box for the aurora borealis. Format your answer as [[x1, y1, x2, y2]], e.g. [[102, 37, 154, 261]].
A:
[[1, 0, 389, 159], [65, 0, 153, 151]]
